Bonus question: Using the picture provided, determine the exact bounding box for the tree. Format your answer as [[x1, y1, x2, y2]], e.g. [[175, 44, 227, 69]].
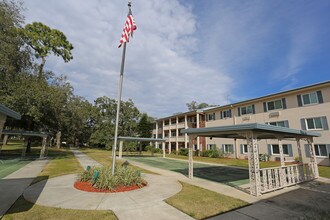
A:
[[20, 22, 74, 78], [137, 113, 153, 138], [0, 1, 32, 96], [186, 101, 218, 111]]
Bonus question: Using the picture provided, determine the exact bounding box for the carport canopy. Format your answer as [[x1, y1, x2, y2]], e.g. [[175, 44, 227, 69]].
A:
[[1, 130, 48, 158], [181, 123, 321, 196]]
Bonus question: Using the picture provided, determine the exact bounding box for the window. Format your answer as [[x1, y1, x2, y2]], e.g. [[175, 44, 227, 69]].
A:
[[302, 92, 318, 105], [241, 105, 253, 115], [171, 131, 176, 136], [207, 144, 216, 150], [314, 144, 327, 157], [268, 120, 289, 128], [207, 113, 216, 121], [267, 99, 283, 111], [242, 144, 248, 154], [223, 144, 233, 153], [221, 109, 232, 118], [306, 117, 323, 130], [271, 144, 288, 155]]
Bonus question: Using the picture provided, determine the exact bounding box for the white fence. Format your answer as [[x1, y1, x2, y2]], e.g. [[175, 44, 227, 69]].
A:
[[260, 163, 315, 193]]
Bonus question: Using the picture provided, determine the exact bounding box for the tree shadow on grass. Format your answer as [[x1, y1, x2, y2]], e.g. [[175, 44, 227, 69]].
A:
[[0, 176, 49, 216]]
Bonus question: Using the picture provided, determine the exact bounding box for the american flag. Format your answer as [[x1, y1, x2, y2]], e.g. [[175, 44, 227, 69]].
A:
[[118, 13, 137, 48]]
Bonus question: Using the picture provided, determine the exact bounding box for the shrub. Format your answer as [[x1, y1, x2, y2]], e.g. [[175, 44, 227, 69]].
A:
[[171, 150, 178, 155], [153, 148, 161, 153], [179, 148, 189, 156], [194, 150, 200, 156], [78, 166, 144, 190], [201, 149, 220, 158]]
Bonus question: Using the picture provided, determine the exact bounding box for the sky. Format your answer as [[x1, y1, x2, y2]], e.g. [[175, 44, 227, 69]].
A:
[[20, 0, 330, 118]]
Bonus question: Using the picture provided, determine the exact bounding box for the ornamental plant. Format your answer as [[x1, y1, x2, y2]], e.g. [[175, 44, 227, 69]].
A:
[[78, 165, 145, 191]]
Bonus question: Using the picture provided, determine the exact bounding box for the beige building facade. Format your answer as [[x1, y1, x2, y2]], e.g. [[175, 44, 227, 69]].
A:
[[153, 81, 330, 166]]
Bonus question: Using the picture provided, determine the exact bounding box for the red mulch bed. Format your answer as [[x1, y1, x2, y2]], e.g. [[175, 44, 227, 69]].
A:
[[74, 181, 147, 193]]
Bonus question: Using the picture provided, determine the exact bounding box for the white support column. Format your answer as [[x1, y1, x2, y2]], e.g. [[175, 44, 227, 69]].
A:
[[40, 137, 47, 158], [246, 132, 261, 196], [184, 115, 188, 148], [118, 141, 123, 159], [188, 135, 195, 179], [22, 138, 28, 157], [278, 139, 285, 167], [278, 138, 286, 187], [296, 138, 304, 181], [196, 113, 200, 151], [0, 134, 8, 153], [155, 122, 159, 148], [169, 119, 172, 154], [307, 137, 319, 178], [176, 116, 179, 152], [162, 120, 165, 158]]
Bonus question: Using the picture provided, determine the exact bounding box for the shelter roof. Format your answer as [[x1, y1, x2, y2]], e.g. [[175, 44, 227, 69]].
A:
[[0, 104, 21, 120], [181, 123, 320, 139], [2, 130, 48, 138]]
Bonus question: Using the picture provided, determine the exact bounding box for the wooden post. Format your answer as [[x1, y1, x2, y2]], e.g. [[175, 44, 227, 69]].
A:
[[162, 142, 165, 158]]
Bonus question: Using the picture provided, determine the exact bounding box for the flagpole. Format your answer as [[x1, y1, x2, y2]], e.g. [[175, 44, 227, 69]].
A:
[[111, 2, 131, 175]]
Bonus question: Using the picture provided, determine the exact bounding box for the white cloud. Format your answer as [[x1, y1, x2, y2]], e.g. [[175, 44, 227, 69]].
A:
[[21, 0, 232, 117]]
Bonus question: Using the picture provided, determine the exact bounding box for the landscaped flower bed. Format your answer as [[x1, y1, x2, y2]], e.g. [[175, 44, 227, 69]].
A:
[[75, 165, 147, 193]]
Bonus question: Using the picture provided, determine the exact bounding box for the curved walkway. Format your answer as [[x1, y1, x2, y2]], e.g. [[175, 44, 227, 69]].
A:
[[23, 149, 193, 220]]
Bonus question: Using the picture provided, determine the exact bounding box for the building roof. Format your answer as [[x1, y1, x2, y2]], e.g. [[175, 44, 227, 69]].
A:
[[181, 123, 320, 139], [2, 130, 48, 138], [204, 80, 330, 112], [117, 136, 166, 142], [0, 104, 21, 120]]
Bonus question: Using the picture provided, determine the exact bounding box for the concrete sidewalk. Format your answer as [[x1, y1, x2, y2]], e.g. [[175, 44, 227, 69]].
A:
[[50, 149, 193, 220], [0, 159, 49, 217]]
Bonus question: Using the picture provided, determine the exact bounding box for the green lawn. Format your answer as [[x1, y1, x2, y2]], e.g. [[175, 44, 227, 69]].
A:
[[166, 182, 248, 220], [2, 145, 118, 219], [80, 148, 159, 175], [319, 166, 330, 178], [32, 148, 84, 183], [3, 196, 117, 220]]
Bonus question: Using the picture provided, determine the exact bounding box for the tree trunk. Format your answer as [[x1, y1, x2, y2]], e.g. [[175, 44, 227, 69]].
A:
[[39, 57, 46, 79], [56, 131, 61, 149], [26, 138, 32, 153]]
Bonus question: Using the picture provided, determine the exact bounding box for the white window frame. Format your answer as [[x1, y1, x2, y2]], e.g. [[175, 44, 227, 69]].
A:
[[223, 144, 233, 153], [302, 92, 319, 106], [242, 144, 248, 154], [221, 110, 231, 119], [305, 117, 323, 130], [271, 144, 289, 155], [314, 144, 328, 157], [207, 112, 216, 121], [268, 121, 287, 127], [267, 99, 283, 111], [241, 105, 253, 115]]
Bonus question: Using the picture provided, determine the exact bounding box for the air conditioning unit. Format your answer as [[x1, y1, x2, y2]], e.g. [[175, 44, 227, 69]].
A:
[[269, 111, 280, 118]]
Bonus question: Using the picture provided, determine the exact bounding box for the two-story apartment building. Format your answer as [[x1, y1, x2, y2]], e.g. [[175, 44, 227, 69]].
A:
[[152, 81, 330, 166]]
